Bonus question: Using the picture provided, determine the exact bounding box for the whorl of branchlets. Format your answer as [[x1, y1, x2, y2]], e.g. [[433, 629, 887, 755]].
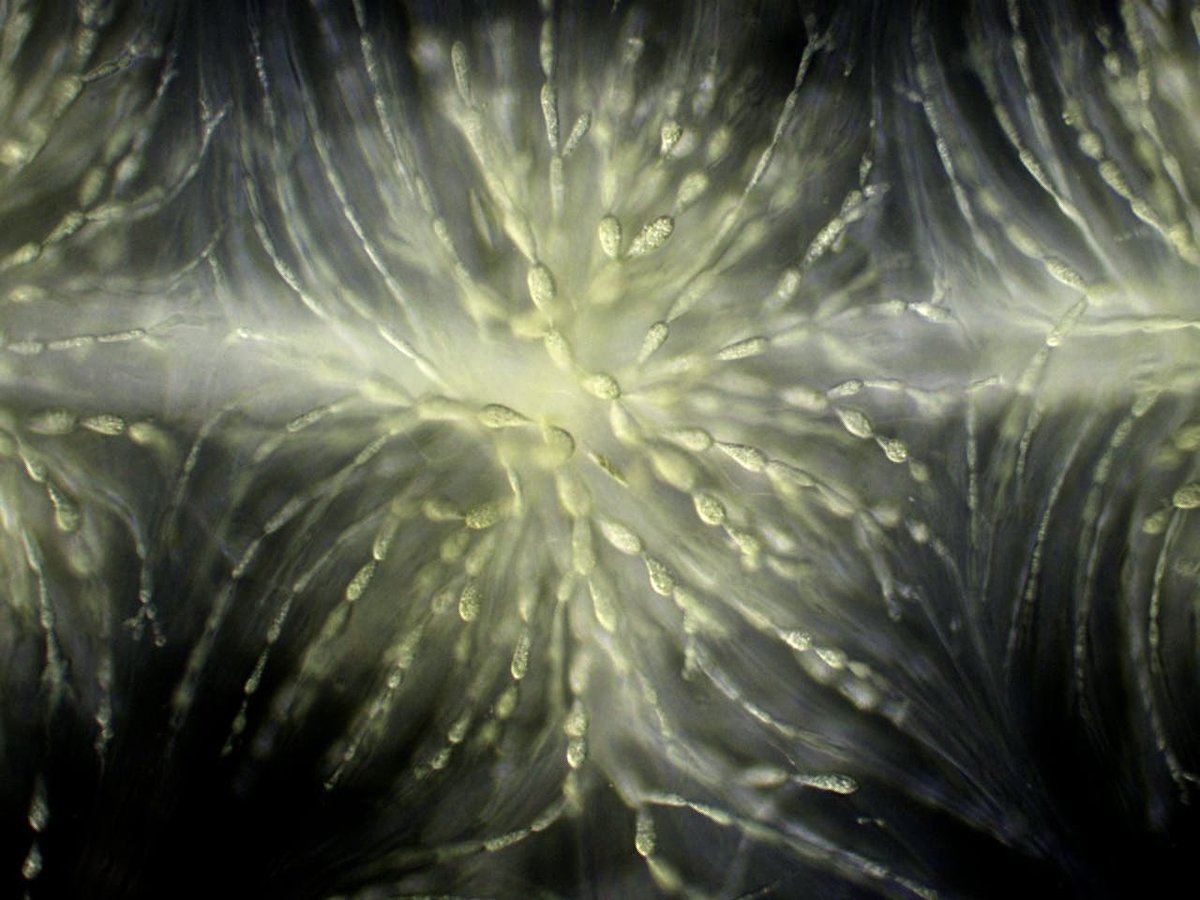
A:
[[1, 1, 1198, 897]]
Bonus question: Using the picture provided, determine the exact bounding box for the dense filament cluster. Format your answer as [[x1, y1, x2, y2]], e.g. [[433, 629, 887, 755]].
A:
[[2, 1, 1200, 897]]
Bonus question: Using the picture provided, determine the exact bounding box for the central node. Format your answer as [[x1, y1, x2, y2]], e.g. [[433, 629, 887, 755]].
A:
[[447, 321, 625, 473]]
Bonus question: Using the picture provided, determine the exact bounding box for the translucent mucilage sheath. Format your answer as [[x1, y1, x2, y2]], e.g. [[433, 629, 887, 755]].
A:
[[1, 1, 1199, 896]]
